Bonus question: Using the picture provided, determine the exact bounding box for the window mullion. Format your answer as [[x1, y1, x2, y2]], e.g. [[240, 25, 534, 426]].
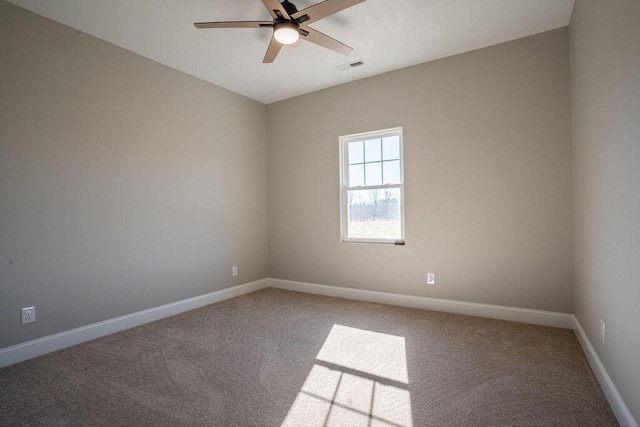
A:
[[362, 143, 366, 185]]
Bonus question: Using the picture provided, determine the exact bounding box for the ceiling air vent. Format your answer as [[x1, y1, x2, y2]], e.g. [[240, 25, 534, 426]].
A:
[[335, 59, 366, 72]]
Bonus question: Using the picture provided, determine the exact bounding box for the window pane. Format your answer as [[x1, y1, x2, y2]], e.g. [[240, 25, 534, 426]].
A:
[[382, 136, 400, 160], [364, 138, 382, 162], [383, 160, 400, 184], [365, 162, 382, 186], [347, 188, 401, 240], [348, 141, 364, 164], [349, 164, 364, 187]]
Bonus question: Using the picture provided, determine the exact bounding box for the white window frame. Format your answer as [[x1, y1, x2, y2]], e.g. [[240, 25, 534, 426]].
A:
[[339, 127, 405, 244]]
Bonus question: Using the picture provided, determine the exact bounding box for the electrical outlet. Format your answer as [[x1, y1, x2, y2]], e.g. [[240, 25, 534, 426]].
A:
[[232, 266, 238, 276], [21, 306, 36, 324], [600, 320, 605, 344], [427, 273, 435, 285]]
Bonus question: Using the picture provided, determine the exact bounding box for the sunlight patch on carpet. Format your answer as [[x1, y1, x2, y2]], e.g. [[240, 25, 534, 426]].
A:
[[316, 325, 409, 384], [282, 325, 413, 427]]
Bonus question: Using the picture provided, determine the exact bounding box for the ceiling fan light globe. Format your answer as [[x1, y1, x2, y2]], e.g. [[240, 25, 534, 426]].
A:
[[274, 23, 299, 45]]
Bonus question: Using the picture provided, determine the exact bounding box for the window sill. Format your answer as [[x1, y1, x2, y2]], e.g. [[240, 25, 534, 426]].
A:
[[342, 239, 405, 246]]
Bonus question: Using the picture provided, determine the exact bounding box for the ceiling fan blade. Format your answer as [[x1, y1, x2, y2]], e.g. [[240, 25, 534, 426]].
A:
[[299, 27, 353, 55], [194, 21, 273, 29], [263, 35, 283, 63], [261, 0, 290, 20], [292, 0, 366, 25]]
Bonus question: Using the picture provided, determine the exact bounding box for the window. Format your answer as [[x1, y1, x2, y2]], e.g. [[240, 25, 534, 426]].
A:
[[340, 127, 404, 244]]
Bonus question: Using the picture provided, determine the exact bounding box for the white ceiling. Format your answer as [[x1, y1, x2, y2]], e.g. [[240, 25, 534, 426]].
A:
[[7, 0, 575, 104]]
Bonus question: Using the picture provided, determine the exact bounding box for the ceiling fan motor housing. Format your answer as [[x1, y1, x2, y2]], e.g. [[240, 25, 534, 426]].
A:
[[281, 0, 299, 16]]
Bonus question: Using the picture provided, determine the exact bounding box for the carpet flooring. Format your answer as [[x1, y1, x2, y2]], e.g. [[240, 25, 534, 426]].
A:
[[0, 288, 617, 426]]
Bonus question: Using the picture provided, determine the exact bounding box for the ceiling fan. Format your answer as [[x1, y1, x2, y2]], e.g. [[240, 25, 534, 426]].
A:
[[194, 0, 367, 63]]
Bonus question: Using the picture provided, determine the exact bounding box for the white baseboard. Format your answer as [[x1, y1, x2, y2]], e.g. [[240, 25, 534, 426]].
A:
[[0, 279, 269, 368], [572, 317, 638, 427], [268, 278, 574, 329]]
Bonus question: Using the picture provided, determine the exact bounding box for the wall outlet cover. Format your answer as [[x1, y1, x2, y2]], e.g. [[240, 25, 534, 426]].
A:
[[21, 306, 36, 324]]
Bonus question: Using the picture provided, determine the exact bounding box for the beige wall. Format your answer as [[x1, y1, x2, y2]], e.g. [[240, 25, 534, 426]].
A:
[[0, 1, 269, 348], [267, 28, 573, 313], [570, 0, 640, 421]]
